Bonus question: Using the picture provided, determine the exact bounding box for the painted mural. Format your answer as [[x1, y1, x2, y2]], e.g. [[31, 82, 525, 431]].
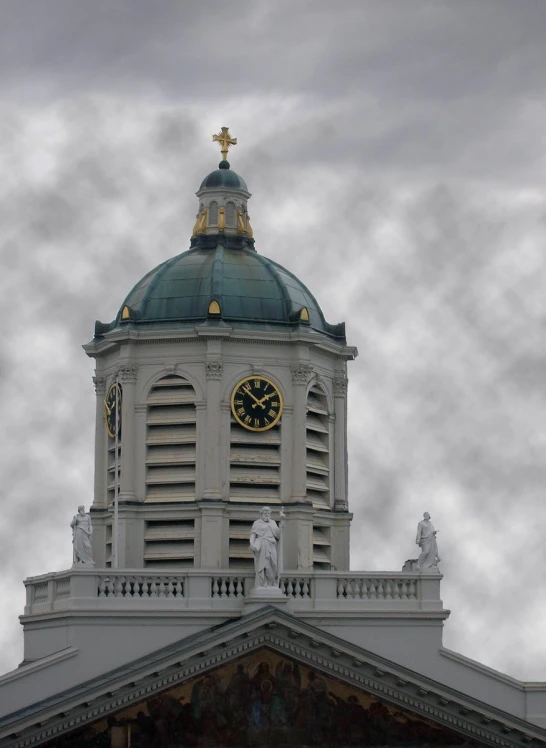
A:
[[46, 649, 486, 747]]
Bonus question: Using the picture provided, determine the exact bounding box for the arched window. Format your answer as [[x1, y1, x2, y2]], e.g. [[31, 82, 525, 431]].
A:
[[225, 202, 236, 227], [144, 375, 197, 567], [305, 384, 332, 569], [208, 201, 218, 226]]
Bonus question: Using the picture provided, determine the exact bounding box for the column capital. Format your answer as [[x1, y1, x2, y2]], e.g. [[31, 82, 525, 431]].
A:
[[333, 376, 348, 396], [206, 360, 223, 380], [93, 376, 106, 395], [118, 364, 138, 383], [291, 363, 313, 384]]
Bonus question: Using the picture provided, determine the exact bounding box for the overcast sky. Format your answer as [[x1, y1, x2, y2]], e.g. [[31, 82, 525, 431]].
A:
[[1, 0, 546, 681]]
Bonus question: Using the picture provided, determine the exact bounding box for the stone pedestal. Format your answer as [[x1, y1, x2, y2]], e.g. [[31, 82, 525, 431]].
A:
[[244, 585, 288, 613]]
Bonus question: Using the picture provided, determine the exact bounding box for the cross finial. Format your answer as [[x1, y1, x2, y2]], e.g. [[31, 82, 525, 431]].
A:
[[212, 126, 237, 162]]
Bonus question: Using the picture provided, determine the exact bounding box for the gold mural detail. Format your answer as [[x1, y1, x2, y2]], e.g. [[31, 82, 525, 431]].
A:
[[47, 649, 487, 748]]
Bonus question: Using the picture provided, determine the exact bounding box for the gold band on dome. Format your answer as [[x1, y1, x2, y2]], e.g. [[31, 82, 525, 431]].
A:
[[212, 127, 237, 161]]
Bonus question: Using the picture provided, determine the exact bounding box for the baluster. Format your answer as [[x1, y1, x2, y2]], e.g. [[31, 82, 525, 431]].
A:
[[336, 579, 344, 598], [302, 578, 310, 598], [368, 579, 377, 599], [391, 580, 400, 600], [98, 578, 107, 598], [361, 579, 369, 600], [166, 578, 175, 598], [354, 578, 363, 599], [114, 576, 123, 598], [376, 579, 384, 599], [149, 578, 159, 598], [220, 578, 227, 597], [408, 579, 417, 599], [385, 580, 392, 599], [400, 580, 408, 599], [212, 578, 220, 598], [175, 578, 184, 597]]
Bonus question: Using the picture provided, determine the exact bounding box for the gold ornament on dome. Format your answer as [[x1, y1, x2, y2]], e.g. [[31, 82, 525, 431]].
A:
[[212, 126, 237, 161]]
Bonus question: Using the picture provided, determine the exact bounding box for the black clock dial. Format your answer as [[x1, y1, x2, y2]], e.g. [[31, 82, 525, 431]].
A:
[[231, 376, 283, 432], [105, 382, 122, 438]]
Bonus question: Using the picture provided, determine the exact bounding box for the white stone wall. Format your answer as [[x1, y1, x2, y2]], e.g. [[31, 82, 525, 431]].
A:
[[87, 326, 356, 572]]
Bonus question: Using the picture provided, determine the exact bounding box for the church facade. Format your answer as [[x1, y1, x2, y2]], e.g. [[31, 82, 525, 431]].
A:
[[1, 130, 546, 748]]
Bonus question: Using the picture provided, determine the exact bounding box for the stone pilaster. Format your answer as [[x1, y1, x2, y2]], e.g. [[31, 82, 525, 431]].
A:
[[92, 376, 107, 508], [333, 375, 348, 511], [290, 363, 313, 503], [202, 359, 224, 500], [118, 364, 138, 502]]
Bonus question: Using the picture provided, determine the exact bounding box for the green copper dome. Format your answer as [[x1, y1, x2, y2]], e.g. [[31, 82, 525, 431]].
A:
[[95, 243, 345, 340], [199, 161, 248, 192]]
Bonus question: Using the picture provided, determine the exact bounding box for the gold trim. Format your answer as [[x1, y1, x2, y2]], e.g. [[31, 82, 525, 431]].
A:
[[198, 208, 208, 234], [191, 212, 200, 237], [121, 305, 131, 320], [218, 206, 225, 231], [300, 306, 309, 322], [105, 382, 122, 439], [212, 126, 237, 161], [208, 300, 221, 315], [230, 375, 284, 432]]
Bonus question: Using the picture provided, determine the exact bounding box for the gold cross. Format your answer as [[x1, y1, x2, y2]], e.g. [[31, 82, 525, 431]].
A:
[[212, 127, 237, 161]]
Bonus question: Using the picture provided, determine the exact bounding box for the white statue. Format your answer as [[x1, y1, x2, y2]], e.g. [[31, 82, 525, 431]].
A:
[[71, 505, 94, 566], [250, 506, 285, 588], [415, 511, 440, 571]]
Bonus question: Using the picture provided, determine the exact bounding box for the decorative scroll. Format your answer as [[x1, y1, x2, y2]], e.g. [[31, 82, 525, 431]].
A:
[[290, 363, 313, 384], [92, 376, 106, 395], [206, 361, 223, 380], [118, 365, 138, 383], [332, 376, 348, 396]]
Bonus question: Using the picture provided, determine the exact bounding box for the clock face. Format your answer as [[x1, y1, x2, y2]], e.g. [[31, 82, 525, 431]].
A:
[[105, 382, 122, 438], [231, 375, 283, 431]]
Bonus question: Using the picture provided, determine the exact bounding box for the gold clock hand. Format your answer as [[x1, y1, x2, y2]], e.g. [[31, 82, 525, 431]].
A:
[[246, 389, 266, 409], [104, 400, 112, 416], [257, 391, 276, 406]]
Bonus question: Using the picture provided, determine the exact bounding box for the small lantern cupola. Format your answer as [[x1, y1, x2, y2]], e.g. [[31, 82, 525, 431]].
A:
[[193, 127, 254, 243]]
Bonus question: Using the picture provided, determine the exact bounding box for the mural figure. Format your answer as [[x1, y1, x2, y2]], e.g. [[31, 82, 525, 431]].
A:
[[416, 511, 440, 571], [249, 506, 285, 588], [49, 652, 486, 748], [70, 505, 94, 566]]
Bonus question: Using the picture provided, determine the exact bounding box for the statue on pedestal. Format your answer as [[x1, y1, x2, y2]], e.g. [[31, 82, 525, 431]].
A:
[[415, 512, 440, 572], [71, 505, 94, 566], [250, 506, 285, 589]]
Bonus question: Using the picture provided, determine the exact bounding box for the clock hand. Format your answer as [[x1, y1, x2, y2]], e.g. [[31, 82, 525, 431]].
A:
[[104, 400, 112, 416], [256, 391, 276, 406], [245, 389, 266, 409]]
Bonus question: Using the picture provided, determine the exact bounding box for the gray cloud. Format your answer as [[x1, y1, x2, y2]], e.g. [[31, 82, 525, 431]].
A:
[[1, 0, 546, 682]]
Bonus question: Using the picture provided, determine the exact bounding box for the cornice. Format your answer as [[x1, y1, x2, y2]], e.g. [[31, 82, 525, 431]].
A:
[[3, 609, 545, 748]]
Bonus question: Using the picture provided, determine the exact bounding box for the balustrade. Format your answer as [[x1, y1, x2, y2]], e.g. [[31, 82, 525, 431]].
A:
[[24, 569, 435, 614], [211, 576, 246, 598], [280, 576, 312, 598], [336, 576, 418, 600]]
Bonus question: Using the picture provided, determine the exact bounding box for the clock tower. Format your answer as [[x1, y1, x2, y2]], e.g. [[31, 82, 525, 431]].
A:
[[85, 128, 357, 574]]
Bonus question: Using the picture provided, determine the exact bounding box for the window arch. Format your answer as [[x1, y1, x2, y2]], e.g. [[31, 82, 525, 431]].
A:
[[225, 201, 236, 227], [144, 375, 197, 567], [208, 201, 218, 226]]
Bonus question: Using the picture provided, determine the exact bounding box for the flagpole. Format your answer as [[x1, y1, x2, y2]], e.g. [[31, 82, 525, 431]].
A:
[[113, 377, 120, 569]]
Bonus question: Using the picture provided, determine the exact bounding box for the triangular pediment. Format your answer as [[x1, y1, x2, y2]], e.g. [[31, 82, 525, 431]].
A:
[[1, 607, 544, 748]]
